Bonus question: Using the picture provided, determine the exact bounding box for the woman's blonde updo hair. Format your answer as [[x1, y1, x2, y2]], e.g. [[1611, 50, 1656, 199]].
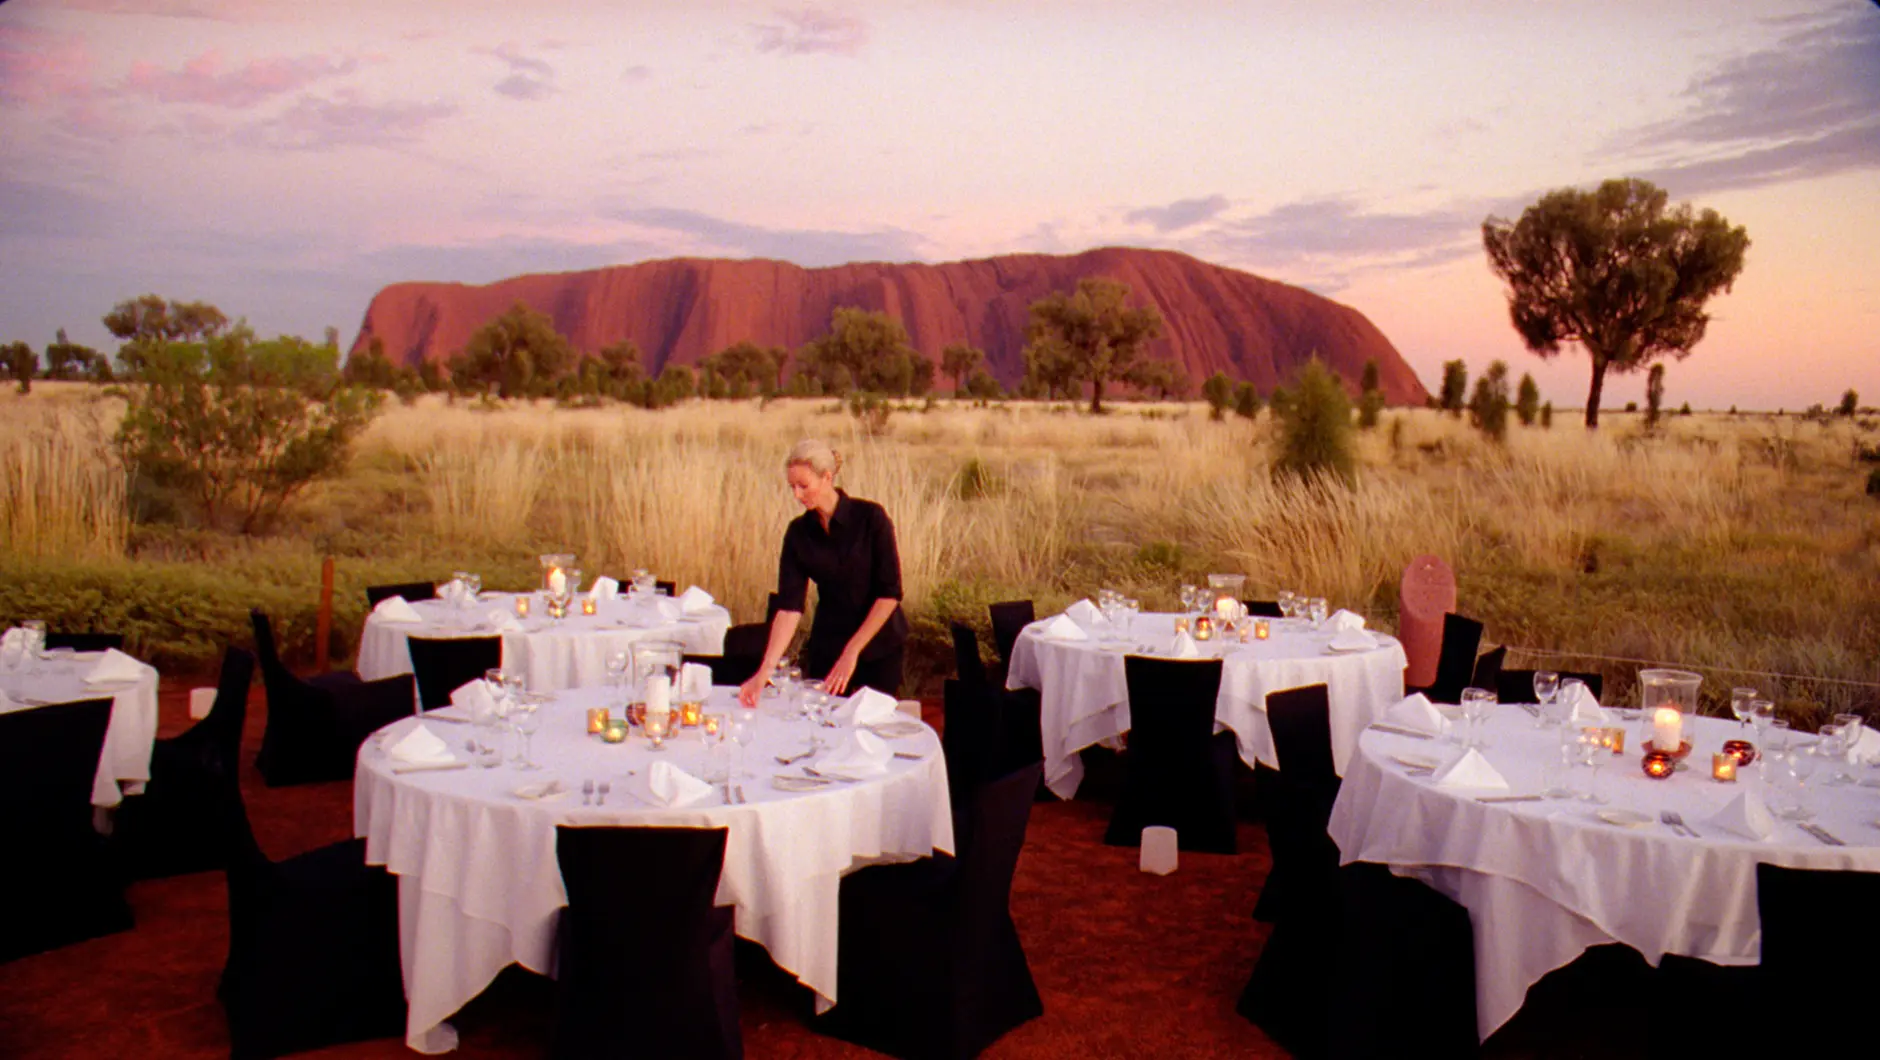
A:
[[786, 438, 842, 479]]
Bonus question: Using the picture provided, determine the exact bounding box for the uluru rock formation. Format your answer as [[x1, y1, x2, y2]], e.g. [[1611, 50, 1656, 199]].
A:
[[351, 247, 1428, 403]]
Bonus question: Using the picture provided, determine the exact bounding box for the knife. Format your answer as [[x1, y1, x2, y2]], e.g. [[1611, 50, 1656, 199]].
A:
[[1800, 822, 1846, 846], [1368, 724, 1435, 740], [392, 761, 470, 775], [1476, 794, 1544, 803]]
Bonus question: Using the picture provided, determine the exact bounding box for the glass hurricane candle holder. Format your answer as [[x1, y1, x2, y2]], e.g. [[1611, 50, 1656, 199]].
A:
[[1173, 617, 1191, 636], [1601, 727, 1626, 755], [1712, 753, 1738, 783], [1642, 749, 1676, 779], [680, 700, 704, 728], [701, 713, 724, 738]]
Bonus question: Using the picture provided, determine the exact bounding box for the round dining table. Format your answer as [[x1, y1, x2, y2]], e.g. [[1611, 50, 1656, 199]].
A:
[[355, 592, 732, 694], [1005, 612, 1408, 798], [353, 684, 954, 1054], [0, 647, 160, 808], [1329, 708, 1880, 1041]]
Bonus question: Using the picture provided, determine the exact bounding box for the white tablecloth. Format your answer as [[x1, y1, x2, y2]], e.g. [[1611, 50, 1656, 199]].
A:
[[354, 685, 954, 1053], [1, 649, 159, 807], [356, 594, 732, 694], [1329, 710, 1880, 1040], [1005, 613, 1408, 798]]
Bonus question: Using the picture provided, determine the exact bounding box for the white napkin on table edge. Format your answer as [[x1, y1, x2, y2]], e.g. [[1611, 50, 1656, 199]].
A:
[[648, 760, 716, 806], [1063, 598, 1111, 633], [1327, 609, 1367, 632], [449, 678, 499, 720], [1703, 788, 1775, 841], [588, 576, 620, 602], [388, 724, 457, 766], [372, 596, 425, 623], [0, 688, 18, 710], [1432, 748, 1510, 791], [677, 585, 716, 615], [484, 607, 522, 632], [0, 628, 20, 652], [1846, 726, 1880, 765], [1328, 628, 1378, 651], [812, 728, 893, 778], [679, 662, 713, 700], [1036, 615, 1088, 641], [1382, 692, 1446, 735], [843, 686, 900, 726], [84, 648, 145, 685], [1169, 631, 1201, 659]]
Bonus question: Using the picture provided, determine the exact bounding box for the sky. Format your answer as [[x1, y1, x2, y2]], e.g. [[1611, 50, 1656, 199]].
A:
[[2, 0, 1876, 409]]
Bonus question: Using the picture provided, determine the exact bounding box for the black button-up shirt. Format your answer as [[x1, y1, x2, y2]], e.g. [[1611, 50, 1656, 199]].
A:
[[775, 490, 908, 665]]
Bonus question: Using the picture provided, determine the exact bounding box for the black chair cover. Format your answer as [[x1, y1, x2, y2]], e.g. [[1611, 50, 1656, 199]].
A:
[[1323, 863, 1477, 1059], [986, 600, 1035, 670], [1104, 656, 1237, 854], [406, 635, 501, 712], [1240, 599, 1285, 618], [1758, 863, 1880, 1013], [43, 632, 125, 652], [817, 761, 1044, 1060], [683, 622, 769, 689], [951, 621, 991, 689], [942, 677, 1002, 826], [1471, 645, 1507, 696], [1497, 668, 1605, 703], [252, 609, 414, 786], [553, 825, 741, 1060], [220, 795, 405, 1059], [1253, 684, 1339, 923], [656, 579, 677, 596], [1424, 612, 1485, 704], [0, 697, 131, 962], [115, 646, 254, 879], [365, 581, 437, 608]]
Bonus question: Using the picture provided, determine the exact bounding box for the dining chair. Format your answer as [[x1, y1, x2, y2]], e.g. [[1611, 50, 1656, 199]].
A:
[[406, 635, 501, 713], [552, 825, 741, 1060], [43, 632, 125, 652], [951, 621, 991, 690], [0, 697, 132, 963], [1471, 644, 1507, 696], [365, 580, 437, 609], [1253, 684, 1339, 923], [817, 761, 1044, 1060], [1419, 612, 1485, 704], [986, 600, 1036, 671], [656, 579, 677, 597], [942, 675, 1002, 828], [1240, 599, 1285, 618], [1497, 668, 1605, 703], [251, 609, 415, 786], [1321, 862, 1477, 1059], [685, 622, 769, 688], [115, 646, 253, 880], [1104, 656, 1238, 854], [219, 792, 406, 1060], [951, 622, 1045, 803], [1756, 863, 1880, 1011]]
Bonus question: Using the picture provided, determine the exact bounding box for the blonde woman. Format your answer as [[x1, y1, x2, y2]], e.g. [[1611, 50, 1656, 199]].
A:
[[738, 439, 907, 706]]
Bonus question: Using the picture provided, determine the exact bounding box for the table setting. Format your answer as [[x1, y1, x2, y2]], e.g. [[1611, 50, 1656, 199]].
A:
[[1006, 578, 1408, 798], [1, 621, 160, 808], [353, 666, 952, 1054], [355, 558, 733, 695], [1330, 669, 1880, 1041]]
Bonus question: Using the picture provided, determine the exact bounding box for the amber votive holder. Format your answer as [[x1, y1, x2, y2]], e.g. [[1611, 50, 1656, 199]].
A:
[[1642, 749, 1676, 779], [587, 707, 609, 735], [601, 719, 629, 744], [1711, 753, 1738, 783], [581, 597, 598, 616], [680, 700, 704, 728], [1194, 616, 1214, 641], [1602, 727, 1626, 755], [514, 595, 531, 618], [1254, 619, 1270, 641], [1722, 739, 1757, 767]]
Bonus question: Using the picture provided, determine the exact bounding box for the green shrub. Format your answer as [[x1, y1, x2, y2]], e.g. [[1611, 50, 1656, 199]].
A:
[[1135, 540, 1184, 572], [1233, 382, 1261, 421], [950, 457, 1003, 500], [1273, 360, 1356, 485]]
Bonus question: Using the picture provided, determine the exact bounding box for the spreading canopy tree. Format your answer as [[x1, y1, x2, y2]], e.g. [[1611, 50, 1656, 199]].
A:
[[1023, 277, 1164, 414], [446, 301, 575, 398], [1483, 177, 1748, 428]]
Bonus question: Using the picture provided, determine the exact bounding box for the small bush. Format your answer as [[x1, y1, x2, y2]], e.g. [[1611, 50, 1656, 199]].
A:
[[1136, 540, 1184, 571], [950, 457, 1003, 500], [1540, 401, 1554, 428], [1233, 383, 1261, 421], [1273, 360, 1356, 485]]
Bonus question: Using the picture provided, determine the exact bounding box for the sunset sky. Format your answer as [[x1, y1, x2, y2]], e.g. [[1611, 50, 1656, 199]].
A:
[[2, 0, 1875, 408]]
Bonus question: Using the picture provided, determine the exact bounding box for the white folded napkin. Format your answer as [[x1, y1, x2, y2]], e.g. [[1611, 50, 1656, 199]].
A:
[[388, 724, 457, 766], [514, 779, 567, 801], [1845, 727, 1880, 765], [0, 628, 20, 652], [1036, 615, 1088, 641], [1564, 684, 1610, 724], [1327, 609, 1367, 632], [372, 596, 425, 623], [842, 686, 900, 726], [588, 576, 620, 602], [1063, 599, 1111, 634], [1382, 693, 1446, 735], [484, 607, 522, 632], [648, 760, 716, 806], [679, 662, 713, 701], [1328, 628, 1378, 652], [1169, 631, 1201, 659], [84, 648, 145, 685], [677, 585, 716, 615], [1703, 788, 1775, 841], [1432, 748, 1510, 791], [438, 578, 469, 606], [812, 729, 893, 779], [449, 678, 499, 722]]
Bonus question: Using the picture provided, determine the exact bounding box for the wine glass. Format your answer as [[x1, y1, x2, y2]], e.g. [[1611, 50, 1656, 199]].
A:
[[511, 695, 542, 770], [1461, 687, 1497, 749], [21, 619, 46, 676], [730, 713, 757, 778], [1542, 726, 1580, 799], [1825, 714, 1862, 785], [1434, 699, 1466, 745], [1748, 699, 1775, 750], [1532, 671, 1560, 729], [1575, 728, 1608, 804], [1307, 597, 1329, 629], [605, 650, 629, 701], [1778, 738, 1820, 819], [1729, 687, 1758, 732]]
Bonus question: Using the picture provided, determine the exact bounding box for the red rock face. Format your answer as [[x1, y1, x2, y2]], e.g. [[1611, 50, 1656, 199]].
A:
[[350, 246, 1429, 403]]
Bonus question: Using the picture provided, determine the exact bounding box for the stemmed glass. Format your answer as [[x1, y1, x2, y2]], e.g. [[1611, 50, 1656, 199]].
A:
[[1574, 728, 1608, 804], [501, 673, 526, 764], [1434, 699, 1466, 745], [605, 650, 630, 705], [1178, 585, 1197, 617], [1541, 726, 1580, 799], [1748, 699, 1776, 752], [1307, 597, 1329, 630], [1276, 591, 1297, 625], [1729, 687, 1758, 732], [1460, 687, 1497, 749], [21, 619, 46, 676], [1532, 671, 1560, 729], [511, 694, 542, 770], [730, 713, 757, 779], [1773, 737, 1821, 820], [1825, 714, 1863, 786]]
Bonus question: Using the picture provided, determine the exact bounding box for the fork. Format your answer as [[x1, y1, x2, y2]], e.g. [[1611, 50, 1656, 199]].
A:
[[1660, 810, 1697, 838], [596, 781, 610, 806]]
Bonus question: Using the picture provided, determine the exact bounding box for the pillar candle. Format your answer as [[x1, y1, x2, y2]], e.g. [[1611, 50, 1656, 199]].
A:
[[1652, 707, 1683, 751]]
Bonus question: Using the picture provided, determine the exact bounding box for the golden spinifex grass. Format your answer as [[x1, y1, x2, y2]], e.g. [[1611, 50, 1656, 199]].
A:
[[0, 392, 127, 561], [2, 386, 1876, 717]]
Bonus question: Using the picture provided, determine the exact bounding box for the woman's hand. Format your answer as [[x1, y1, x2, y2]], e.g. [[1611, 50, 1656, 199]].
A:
[[738, 672, 768, 709], [822, 647, 862, 696]]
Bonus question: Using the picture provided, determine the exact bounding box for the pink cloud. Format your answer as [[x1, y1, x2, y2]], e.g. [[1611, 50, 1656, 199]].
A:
[[230, 90, 457, 151], [753, 7, 870, 57], [60, 0, 255, 21], [121, 49, 359, 109], [0, 25, 95, 103]]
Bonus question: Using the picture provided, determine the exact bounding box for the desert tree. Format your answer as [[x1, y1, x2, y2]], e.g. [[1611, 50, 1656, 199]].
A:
[[1234, 382, 1261, 421], [446, 301, 576, 398], [1439, 359, 1468, 416], [1540, 401, 1554, 428], [3, 341, 35, 393], [940, 343, 984, 395], [44, 329, 102, 381], [802, 308, 926, 397], [1133, 358, 1189, 401], [1357, 358, 1385, 429], [1645, 363, 1667, 428], [1273, 359, 1357, 485], [1515, 373, 1541, 426], [1469, 360, 1512, 442], [1839, 389, 1859, 417], [964, 368, 1003, 401], [1483, 177, 1748, 428], [1201, 371, 1234, 419], [1024, 277, 1164, 414], [103, 294, 230, 376]]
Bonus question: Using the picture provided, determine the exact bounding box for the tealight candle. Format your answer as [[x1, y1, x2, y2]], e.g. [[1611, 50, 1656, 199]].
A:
[[1173, 616, 1190, 636], [1194, 616, 1214, 641], [1642, 749, 1676, 779], [587, 707, 609, 734], [1602, 727, 1626, 755], [680, 700, 704, 728], [1722, 739, 1757, 766], [547, 566, 567, 596], [701, 713, 723, 737], [643, 712, 669, 749], [1711, 753, 1738, 783], [1254, 619, 1270, 641], [514, 595, 531, 618], [581, 597, 598, 616], [601, 719, 629, 743]]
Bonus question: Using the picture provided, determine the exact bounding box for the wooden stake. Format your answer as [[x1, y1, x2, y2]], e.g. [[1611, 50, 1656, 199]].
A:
[[316, 555, 335, 672]]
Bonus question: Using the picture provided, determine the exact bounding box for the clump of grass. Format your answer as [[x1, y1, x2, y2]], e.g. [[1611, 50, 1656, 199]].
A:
[[950, 456, 1004, 500]]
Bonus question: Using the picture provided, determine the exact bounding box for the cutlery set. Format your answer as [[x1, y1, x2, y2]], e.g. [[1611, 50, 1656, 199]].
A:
[[1798, 822, 1845, 846], [1659, 810, 1698, 838]]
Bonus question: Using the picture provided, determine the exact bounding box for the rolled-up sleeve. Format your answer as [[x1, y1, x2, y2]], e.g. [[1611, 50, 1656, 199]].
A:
[[775, 528, 809, 612], [869, 507, 904, 602]]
